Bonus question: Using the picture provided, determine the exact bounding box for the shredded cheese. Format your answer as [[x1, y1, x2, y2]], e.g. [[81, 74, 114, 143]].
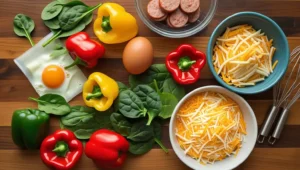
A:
[[175, 92, 246, 165], [213, 25, 277, 87]]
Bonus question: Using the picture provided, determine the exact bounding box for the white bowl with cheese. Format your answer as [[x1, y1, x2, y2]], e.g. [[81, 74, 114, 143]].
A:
[[169, 85, 257, 170]]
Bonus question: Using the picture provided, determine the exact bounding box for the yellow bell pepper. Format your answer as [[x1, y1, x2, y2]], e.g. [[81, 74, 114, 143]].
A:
[[83, 72, 119, 111], [93, 3, 138, 44]]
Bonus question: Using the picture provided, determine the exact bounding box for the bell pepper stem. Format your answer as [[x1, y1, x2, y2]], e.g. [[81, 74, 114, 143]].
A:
[[154, 138, 169, 153], [53, 141, 69, 157], [101, 16, 112, 33], [178, 56, 196, 71], [65, 56, 87, 69], [86, 85, 103, 100]]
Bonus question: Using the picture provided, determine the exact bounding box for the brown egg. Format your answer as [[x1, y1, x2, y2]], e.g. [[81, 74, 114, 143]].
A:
[[122, 37, 154, 74]]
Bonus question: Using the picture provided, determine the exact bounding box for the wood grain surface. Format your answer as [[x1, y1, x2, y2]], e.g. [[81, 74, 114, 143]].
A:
[[1, 0, 300, 170]]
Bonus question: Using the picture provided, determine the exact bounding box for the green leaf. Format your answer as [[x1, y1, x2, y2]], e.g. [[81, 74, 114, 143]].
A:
[[127, 121, 154, 142], [162, 78, 185, 100], [61, 111, 93, 126], [110, 112, 131, 136], [118, 90, 147, 119], [151, 121, 168, 153], [82, 13, 93, 26], [158, 93, 178, 119], [50, 43, 67, 58], [117, 81, 129, 92], [41, 1, 63, 20], [13, 14, 35, 46], [57, 0, 77, 4], [71, 105, 95, 113], [133, 85, 161, 125], [44, 18, 60, 30], [58, 5, 88, 30], [129, 139, 154, 155], [29, 94, 70, 115]]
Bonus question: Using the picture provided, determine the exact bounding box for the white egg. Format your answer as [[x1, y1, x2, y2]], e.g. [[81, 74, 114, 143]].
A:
[[14, 33, 87, 102]]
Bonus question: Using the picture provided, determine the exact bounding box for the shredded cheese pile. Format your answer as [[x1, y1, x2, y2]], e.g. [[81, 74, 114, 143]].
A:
[[213, 24, 278, 87], [175, 92, 246, 165]]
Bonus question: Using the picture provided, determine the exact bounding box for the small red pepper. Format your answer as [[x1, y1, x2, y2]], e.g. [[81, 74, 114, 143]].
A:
[[65, 32, 105, 69], [166, 44, 206, 85], [85, 129, 129, 169], [40, 130, 83, 170]]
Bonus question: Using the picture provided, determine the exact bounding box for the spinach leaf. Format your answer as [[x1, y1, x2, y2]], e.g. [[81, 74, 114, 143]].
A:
[[117, 81, 129, 92], [61, 107, 112, 139], [44, 18, 60, 30], [57, 0, 76, 4], [71, 105, 95, 113], [118, 90, 147, 119], [162, 78, 185, 100], [129, 139, 154, 155], [129, 64, 171, 89], [58, 5, 88, 30], [127, 121, 153, 142], [82, 13, 93, 25], [158, 93, 178, 119], [41, 1, 63, 20], [110, 112, 131, 136], [61, 111, 93, 126], [133, 85, 161, 125], [50, 43, 67, 58], [13, 14, 35, 46], [29, 94, 70, 115], [63, 0, 88, 7]]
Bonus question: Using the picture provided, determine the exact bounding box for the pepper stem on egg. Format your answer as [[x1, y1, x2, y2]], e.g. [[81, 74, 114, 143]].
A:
[[101, 16, 112, 33], [178, 56, 196, 71], [86, 85, 103, 100]]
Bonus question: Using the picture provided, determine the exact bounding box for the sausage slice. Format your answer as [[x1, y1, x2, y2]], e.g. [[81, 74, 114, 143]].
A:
[[154, 14, 168, 21], [159, 0, 180, 13], [147, 0, 167, 19], [167, 16, 174, 28], [188, 6, 201, 23], [180, 0, 200, 13], [169, 9, 189, 28]]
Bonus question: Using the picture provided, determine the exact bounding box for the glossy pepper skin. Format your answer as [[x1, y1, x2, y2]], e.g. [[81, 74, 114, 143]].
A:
[[166, 44, 206, 85], [11, 109, 49, 149], [65, 32, 105, 69], [83, 72, 119, 111], [85, 129, 129, 169], [94, 3, 138, 44], [40, 130, 83, 170]]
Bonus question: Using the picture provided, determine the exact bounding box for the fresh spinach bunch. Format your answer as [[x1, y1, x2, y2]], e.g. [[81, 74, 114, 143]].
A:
[[13, 14, 35, 46], [29, 94, 71, 115], [60, 106, 113, 139], [41, 0, 101, 47]]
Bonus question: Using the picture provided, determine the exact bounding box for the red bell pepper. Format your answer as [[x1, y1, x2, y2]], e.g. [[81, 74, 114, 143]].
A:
[[85, 129, 129, 169], [166, 44, 206, 85], [40, 130, 83, 170], [65, 32, 105, 69]]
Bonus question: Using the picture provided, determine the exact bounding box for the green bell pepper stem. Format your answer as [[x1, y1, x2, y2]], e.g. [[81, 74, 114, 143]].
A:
[[101, 16, 112, 33], [86, 85, 103, 100], [64, 57, 87, 69], [53, 141, 69, 157], [178, 56, 196, 71]]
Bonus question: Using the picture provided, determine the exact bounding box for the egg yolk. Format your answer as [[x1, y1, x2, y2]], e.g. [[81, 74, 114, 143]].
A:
[[42, 65, 65, 88]]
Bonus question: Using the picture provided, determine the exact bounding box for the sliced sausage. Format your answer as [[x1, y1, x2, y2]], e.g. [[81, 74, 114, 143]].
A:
[[169, 9, 189, 28], [180, 0, 200, 13], [188, 6, 201, 23], [167, 16, 174, 28], [159, 0, 180, 13], [154, 14, 168, 21], [147, 0, 167, 19]]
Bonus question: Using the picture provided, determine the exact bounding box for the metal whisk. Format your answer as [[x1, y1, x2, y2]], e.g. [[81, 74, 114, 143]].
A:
[[258, 46, 300, 144]]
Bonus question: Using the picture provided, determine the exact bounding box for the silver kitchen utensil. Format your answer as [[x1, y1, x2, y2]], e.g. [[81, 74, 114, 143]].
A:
[[257, 46, 300, 144]]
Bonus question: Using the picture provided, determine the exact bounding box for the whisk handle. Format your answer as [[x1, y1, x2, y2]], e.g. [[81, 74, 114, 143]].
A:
[[268, 109, 289, 145], [257, 106, 280, 143]]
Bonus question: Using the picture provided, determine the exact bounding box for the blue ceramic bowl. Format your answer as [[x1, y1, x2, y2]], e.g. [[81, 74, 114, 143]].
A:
[[207, 12, 290, 94]]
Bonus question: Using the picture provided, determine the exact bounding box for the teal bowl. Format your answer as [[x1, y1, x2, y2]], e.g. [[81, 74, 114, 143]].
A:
[[207, 12, 290, 94]]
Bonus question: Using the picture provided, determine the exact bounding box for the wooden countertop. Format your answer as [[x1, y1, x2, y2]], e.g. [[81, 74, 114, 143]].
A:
[[1, 0, 300, 169]]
